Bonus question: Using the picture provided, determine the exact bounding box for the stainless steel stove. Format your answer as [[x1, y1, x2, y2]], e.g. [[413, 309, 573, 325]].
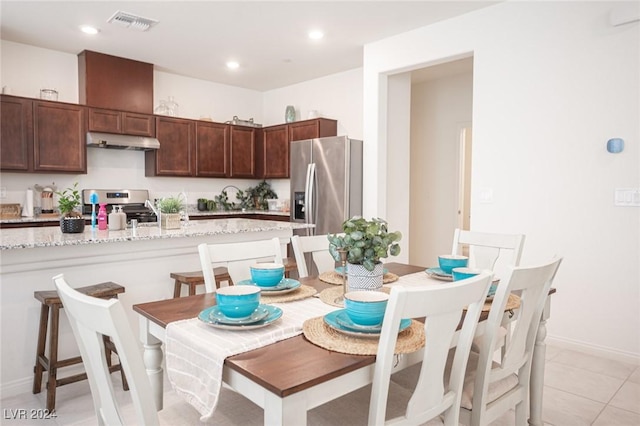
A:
[[81, 189, 157, 223]]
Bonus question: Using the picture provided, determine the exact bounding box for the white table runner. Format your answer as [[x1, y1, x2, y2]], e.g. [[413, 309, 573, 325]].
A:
[[165, 271, 434, 421], [165, 297, 336, 421]]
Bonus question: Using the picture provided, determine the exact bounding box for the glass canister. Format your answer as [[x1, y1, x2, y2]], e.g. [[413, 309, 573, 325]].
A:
[[285, 105, 296, 123], [40, 89, 58, 101]]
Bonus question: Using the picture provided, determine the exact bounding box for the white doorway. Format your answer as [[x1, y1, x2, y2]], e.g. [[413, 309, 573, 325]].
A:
[[407, 57, 474, 268]]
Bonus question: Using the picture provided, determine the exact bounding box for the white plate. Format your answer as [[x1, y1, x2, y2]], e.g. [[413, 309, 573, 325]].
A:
[[198, 305, 283, 330], [425, 267, 453, 281]]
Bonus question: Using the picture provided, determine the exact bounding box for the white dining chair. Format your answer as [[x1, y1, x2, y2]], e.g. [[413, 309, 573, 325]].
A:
[[53, 273, 264, 425], [455, 257, 562, 425], [53, 273, 159, 425], [198, 237, 283, 292], [452, 229, 526, 356], [311, 272, 493, 425], [290, 234, 336, 278]]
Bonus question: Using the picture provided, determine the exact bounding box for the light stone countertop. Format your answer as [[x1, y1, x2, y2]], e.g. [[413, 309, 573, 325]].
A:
[[0, 209, 290, 224], [0, 218, 312, 250]]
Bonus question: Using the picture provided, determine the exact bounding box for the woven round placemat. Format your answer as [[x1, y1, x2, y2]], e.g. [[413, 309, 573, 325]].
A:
[[319, 286, 391, 307], [318, 271, 400, 285], [302, 317, 425, 355], [483, 293, 520, 311], [260, 284, 317, 303]]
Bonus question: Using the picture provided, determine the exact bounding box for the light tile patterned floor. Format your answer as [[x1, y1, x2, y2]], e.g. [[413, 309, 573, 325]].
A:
[[1, 343, 638, 425]]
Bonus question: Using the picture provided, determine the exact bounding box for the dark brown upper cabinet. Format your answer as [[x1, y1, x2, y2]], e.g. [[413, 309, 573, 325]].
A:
[[0, 95, 87, 174], [256, 118, 337, 179], [0, 95, 32, 171], [196, 121, 229, 177], [229, 125, 256, 178], [88, 108, 155, 137], [145, 116, 195, 177]]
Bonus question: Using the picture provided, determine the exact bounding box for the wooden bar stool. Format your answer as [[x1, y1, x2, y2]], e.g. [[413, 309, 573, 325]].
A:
[[33, 282, 128, 412], [171, 258, 298, 298]]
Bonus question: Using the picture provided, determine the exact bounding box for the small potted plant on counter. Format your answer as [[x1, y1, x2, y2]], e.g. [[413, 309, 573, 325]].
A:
[[157, 196, 184, 229], [328, 216, 402, 291], [56, 182, 85, 233]]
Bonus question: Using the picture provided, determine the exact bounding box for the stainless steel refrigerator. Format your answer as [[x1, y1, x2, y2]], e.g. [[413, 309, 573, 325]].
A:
[[290, 136, 363, 235]]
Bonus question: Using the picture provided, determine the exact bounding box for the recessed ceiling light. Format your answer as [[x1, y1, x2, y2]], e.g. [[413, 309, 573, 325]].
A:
[[226, 61, 240, 70], [80, 25, 99, 35], [308, 30, 324, 40]]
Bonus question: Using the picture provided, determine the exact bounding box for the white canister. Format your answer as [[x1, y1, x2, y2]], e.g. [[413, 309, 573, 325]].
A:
[[109, 206, 121, 230]]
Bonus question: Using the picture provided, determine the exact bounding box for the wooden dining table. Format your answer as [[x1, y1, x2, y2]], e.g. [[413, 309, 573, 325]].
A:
[[133, 262, 554, 426]]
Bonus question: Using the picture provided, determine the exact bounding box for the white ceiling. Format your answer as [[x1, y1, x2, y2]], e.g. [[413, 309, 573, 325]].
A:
[[0, 1, 495, 91]]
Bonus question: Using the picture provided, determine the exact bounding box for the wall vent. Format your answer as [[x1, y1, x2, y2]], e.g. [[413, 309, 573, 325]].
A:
[[107, 11, 158, 32]]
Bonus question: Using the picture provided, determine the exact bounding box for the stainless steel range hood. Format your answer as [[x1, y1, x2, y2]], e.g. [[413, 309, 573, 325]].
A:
[[86, 132, 160, 151]]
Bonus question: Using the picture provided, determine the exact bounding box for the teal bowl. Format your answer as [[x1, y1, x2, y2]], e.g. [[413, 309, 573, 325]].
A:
[[250, 263, 285, 287], [452, 267, 482, 281], [344, 291, 389, 326], [216, 285, 261, 318], [438, 255, 469, 274]]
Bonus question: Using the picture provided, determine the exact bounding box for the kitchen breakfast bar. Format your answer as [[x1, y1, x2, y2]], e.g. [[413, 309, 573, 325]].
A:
[[0, 218, 313, 395]]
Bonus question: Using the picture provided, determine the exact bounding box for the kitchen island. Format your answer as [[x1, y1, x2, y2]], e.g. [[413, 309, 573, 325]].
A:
[[0, 218, 313, 397]]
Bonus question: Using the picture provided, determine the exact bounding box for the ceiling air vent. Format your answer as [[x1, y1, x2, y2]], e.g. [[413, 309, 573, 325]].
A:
[[107, 11, 158, 32]]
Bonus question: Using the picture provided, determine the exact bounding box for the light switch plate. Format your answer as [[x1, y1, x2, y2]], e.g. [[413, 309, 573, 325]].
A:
[[479, 188, 493, 203], [615, 188, 640, 206], [0, 187, 6, 199]]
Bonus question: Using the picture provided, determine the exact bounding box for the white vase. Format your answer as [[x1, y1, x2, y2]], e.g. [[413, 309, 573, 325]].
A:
[[347, 262, 384, 291]]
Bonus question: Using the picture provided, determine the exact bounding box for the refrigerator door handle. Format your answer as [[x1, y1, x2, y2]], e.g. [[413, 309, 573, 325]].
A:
[[304, 163, 313, 225], [306, 163, 317, 228]]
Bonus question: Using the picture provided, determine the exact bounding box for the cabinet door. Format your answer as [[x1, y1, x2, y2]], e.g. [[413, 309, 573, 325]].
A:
[[147, 116, 195, 176], [196, 122, 228, 177], [229, 126, 255, 178], [122, 112, 155, 137], [0, 96, 32, 171], [33, 101, 86, 173], [88, 108, 122, 133], [288, 118, 337, 142], [260, 124, 289, 178]]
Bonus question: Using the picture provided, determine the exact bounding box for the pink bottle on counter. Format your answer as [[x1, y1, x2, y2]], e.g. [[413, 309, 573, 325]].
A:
[[98, 203, 108, 230]]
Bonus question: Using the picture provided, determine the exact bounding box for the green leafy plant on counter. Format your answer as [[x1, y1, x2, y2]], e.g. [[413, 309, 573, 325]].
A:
[[55, 182, 82, 218], [214, 190, 235, 211], [236, 189, 254, 210], [157, 196, 185, 214], [328, 216, 402, 271], [247, 180, 278, 210]]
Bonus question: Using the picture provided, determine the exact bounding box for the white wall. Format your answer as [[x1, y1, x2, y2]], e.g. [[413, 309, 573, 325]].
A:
[[262, 68, 363, 138], [409, 71, 473, 267], [364, 1, 640, 360]]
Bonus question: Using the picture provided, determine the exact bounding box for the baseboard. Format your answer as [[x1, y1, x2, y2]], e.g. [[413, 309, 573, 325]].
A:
[[0, 376, 34, 399], [547, 335, 640, 365]]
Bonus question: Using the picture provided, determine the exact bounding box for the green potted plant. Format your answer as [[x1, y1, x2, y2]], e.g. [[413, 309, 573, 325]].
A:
[[56, 182, 85, 233], [247, 180, 277, 210], [157, 196, 184, 229], [236, 189, 254, 211], [328, 216, 402, 290]]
